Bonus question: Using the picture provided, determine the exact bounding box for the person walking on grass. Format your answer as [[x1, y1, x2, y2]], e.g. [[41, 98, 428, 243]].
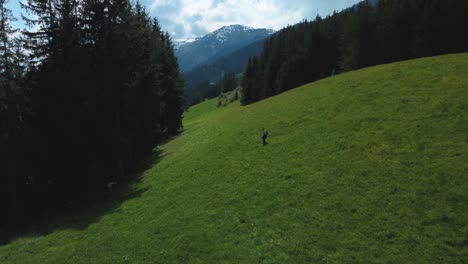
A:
[[262, 128, 268, 146]]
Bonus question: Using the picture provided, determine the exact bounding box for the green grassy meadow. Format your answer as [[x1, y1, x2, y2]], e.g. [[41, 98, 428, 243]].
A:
[[1, 53, 467, 263]]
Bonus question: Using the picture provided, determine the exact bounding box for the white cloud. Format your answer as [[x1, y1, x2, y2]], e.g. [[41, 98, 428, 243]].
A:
[[150, 0, 176, 10], [150, 0, 362, 39], [198, 0, 302, 31]]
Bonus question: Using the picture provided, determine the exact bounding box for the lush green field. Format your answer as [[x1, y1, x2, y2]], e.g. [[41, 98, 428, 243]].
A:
[[1, 53, 467, 263]]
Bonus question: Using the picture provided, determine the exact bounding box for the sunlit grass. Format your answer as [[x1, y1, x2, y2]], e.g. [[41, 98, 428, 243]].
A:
[[1, 53, 467, 263]]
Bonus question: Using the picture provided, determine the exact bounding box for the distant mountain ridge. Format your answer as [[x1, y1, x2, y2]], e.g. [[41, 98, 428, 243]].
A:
[[173, 38, 197, 50], [183, 38, 267, 105], [176, 25, 275, 72]]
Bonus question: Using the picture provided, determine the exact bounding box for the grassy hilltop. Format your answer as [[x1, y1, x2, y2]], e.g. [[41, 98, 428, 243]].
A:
[[1, 53, 467, 263]]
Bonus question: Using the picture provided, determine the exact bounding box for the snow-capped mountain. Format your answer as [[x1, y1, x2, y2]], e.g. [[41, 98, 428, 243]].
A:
[[176, 25, 275, 72], [211, 25, 274, 43]]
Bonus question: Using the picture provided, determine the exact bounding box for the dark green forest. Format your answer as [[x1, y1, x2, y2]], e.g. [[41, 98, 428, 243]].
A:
[[0, 0, 185, 231], [242, 0, 468, 104], [185, 71, 240, 107], [183, 39, 264, 106]]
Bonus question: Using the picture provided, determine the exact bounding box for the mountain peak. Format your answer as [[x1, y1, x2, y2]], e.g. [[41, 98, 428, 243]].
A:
[[209, 25, 260, 43], [217, 25, 254, 31], [176, 25, 275, 72]]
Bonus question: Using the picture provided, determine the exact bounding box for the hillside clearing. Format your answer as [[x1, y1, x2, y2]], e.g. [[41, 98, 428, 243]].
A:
[[1, 53, 467, 263]]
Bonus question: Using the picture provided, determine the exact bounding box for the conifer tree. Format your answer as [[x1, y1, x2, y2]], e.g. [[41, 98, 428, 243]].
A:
[[242, 0, 468, 105], [1, 0, 187, 226], [0, 0, 22, 227]]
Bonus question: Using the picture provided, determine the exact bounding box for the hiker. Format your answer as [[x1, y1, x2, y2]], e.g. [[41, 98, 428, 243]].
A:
[[262, 128, 268, 145]]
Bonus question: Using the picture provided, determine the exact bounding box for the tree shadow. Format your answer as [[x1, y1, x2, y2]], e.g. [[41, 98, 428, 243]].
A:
[[0, 148, 166, 246], [159, 130, 183, 145]]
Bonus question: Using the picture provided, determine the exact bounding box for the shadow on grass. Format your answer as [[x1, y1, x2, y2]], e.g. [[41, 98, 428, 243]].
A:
[[0, 148, 166, 246], [158, 129, 183, 145]]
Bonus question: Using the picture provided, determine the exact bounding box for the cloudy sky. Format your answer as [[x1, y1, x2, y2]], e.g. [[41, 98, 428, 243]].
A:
[[147, 0, 362, 40], [7, 0, 363, 40]]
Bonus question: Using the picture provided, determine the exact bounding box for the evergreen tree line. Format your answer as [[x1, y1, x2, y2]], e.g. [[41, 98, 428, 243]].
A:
[[0, 0, 185, 230], [242, 0, 468, 105], [186, 71, 239, 105], [220, 72, 238, 93], [183, 38, 264, 106]]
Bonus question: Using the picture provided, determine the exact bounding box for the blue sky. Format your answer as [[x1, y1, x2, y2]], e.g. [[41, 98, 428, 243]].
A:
[[7, 0, 363, 40]]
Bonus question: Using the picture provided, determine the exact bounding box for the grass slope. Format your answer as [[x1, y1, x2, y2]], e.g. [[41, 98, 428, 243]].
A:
[[1, 53, 467, 263]]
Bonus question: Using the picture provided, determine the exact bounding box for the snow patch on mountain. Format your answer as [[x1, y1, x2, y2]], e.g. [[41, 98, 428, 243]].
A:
[[176, 25, 275, 72], [208, 25, 272, 44], [173, 38, 197, 50]]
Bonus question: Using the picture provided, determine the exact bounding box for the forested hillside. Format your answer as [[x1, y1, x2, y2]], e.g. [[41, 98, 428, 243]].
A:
[[0, 0, 184, 230], [183, 39, 264, 105], [242, 0, 468, 104]]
